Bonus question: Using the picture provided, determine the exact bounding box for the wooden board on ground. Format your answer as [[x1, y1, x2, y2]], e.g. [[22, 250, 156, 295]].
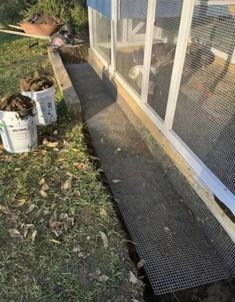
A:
[[0, 29, 50, 40]]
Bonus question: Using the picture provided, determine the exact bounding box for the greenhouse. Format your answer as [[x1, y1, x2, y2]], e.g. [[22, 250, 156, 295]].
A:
[[87, 0, 235, 215], [86, 0, 235, 295]]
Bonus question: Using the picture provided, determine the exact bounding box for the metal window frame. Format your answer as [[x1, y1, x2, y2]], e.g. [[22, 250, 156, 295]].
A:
[[111, 0, 118, 74], [88, 7, 94, 48], [141, 0, 157, 105], [87, 1, 235, 224], [164, 0, 196, 130]]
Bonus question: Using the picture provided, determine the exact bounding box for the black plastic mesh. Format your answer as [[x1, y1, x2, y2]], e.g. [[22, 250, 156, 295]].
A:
[[66, 63, 235, 295], [173, 3, 235, 195]]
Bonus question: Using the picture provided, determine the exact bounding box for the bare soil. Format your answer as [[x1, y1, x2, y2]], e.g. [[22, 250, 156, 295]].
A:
[[59, 44, 89, 64], [20, 71, 53, 92]]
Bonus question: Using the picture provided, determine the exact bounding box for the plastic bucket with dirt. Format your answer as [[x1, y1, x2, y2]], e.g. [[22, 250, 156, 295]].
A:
[[0, 95, 38, 154], [22, 86, 57, 126]]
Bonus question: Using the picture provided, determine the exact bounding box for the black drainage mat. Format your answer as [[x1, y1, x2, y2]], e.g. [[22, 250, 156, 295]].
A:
[[66, 63, 235, 295]]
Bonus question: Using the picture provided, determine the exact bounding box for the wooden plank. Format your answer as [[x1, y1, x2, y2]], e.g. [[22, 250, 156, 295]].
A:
[[0, 29, 50, 40], [48, 48, 81, 116], [8, 25, 23, 30]]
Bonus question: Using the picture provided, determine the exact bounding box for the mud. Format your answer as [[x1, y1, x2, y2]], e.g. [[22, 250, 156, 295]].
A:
[[0, 94, 34, 117], [21, 71, 53, 92]]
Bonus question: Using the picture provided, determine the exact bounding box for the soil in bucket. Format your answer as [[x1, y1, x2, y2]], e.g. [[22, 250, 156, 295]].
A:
[[0, 94, 38, 154], [20, 70, 53, 92], [0, 94, 35, 117], [21, 71, 57, 126]]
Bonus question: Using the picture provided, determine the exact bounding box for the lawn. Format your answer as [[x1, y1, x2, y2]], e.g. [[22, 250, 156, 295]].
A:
[[0, 35, 143, 301]]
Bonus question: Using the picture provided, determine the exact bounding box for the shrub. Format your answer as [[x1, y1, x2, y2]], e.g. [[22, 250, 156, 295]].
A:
[[0, 0, 36, 24], [23, 0, 88, 33]]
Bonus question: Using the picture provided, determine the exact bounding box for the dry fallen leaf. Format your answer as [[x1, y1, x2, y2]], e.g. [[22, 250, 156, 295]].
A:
[[95, 269, 101, 276], [73, 162, 88, 172], [9, 229, 21, 238], [99, 231, 109, 248], [61, 176, 73, 191], [72, 246, 81, 253], [22, 224, 34, 238], [49, 239, 61, 244], [63, 217, 74, 231], [114, 147, 122, 153], [100, 208, 107, 218], [74, 190, 81, 197], [50, 221, 63, 237], [0, 205, 10, 215], [20, 153, 28, 159], [49, 213, 57, 227], [129, 271, 138, 284], [26, 204, 36, 214], [39, 178, 45, 186], [78, 252, 86, 258], [97, 275, 109, 282], [112, 179, 122, 184], [40, 190, 48, 198], [47, 141, 59, 148], [137, 259, 145, 269], [43, 139, 59, 148], [17, 198, 27, 207], [31, 230, 37, 242], [41, 183, 49, 191]]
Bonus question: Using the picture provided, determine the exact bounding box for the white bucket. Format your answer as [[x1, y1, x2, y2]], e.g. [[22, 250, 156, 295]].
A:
[[0, 110, 38, 154], [22, 86, 57, 126]]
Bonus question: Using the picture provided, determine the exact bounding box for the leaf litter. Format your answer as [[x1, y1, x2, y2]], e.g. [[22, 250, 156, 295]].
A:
[[99, 231, 109, 248], [0, 205, 10, 215]]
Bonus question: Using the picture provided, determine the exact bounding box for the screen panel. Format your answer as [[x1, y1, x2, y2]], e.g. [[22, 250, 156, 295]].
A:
[[147, 0, 183, 120], [173, 3, 235, 195], [116, 0, 148, 95], [93, 10, 111, 63]]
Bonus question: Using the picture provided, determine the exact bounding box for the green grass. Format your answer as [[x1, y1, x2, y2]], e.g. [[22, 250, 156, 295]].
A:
[[0, 35, 51, 97], [0, 36, 143, 301]]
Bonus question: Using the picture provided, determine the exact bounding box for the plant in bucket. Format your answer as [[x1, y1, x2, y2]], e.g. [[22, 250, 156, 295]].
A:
[[0, 94, 38, 154], [21, 71, 57, 126]]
